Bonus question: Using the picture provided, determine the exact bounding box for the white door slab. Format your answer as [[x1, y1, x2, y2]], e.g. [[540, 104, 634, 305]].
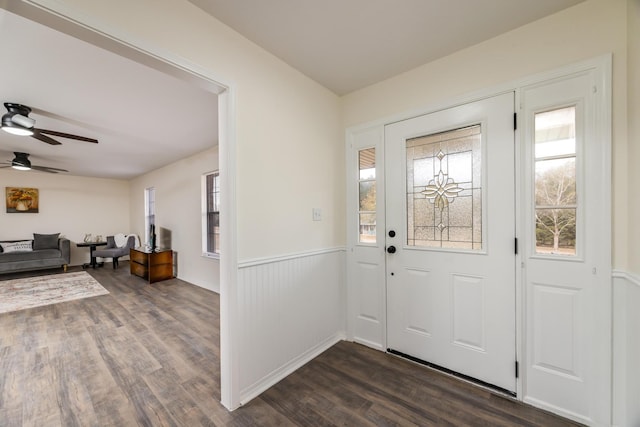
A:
[[385, 92, 517, 392]]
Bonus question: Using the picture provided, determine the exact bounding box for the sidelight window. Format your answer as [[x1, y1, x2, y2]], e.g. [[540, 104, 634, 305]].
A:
[[358, 148, 376, 243]]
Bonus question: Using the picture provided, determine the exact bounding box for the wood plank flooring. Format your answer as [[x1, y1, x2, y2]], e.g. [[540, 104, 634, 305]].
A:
[[0, 264, 582, 426]]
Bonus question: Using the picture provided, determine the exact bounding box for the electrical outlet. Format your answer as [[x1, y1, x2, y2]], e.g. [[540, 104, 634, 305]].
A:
[[312, 208, 322, 221]]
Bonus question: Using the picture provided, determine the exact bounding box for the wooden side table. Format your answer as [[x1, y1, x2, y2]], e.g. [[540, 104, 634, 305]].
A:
[[129, 247, 173, 283]]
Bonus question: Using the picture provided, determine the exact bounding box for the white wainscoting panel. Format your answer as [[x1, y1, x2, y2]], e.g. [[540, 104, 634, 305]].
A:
[[612, 270, 640, 427], [237, 248, 345, 404]]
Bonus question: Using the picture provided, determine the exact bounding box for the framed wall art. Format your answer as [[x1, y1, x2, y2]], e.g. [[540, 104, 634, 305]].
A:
[[6, 187, 39, 213]]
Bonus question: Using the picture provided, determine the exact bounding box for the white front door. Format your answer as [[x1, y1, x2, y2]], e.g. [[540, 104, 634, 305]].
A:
[[385, 93, 516, 392]]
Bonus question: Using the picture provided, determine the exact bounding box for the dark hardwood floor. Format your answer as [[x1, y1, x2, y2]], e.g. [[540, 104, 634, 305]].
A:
[[0, 264, 582, 426]]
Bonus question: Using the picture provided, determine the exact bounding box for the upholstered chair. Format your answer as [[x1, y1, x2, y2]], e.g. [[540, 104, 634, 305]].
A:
[[93, 235, 136, 269]]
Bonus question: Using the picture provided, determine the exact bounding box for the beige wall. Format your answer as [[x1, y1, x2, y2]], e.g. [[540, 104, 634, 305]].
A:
[[40, 0, 345, 262], [343, 0, 630, 271], [628, 0, 640, 273], [130, 147, 220, 292], [0, 169, 129, 266]]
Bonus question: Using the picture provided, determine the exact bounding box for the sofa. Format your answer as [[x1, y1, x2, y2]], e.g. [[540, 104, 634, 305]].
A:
[[0, 234, 71, 274]]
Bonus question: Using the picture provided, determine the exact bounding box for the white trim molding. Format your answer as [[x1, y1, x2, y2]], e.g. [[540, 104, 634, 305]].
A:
[[238, 247, 346, 268], [612, 269, 640, 287]]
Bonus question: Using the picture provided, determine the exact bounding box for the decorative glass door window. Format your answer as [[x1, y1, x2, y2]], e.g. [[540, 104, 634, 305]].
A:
[[406, 125, 482, 250], [358, 148, 376, 243], [534, 106, 577, 255]]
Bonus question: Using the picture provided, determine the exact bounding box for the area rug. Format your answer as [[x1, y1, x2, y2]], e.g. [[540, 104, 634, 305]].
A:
[[0, 271, 109, 314]]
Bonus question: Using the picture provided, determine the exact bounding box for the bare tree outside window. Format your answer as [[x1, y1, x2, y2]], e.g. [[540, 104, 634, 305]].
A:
[[358, 148, 376, 243], [534, 107, 577, 255]]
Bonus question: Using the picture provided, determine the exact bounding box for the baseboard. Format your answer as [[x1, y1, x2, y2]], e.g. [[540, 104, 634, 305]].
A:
[[239, 332, 346, 406], [352, 337, 385, 352], [523, 396, 591, 426]]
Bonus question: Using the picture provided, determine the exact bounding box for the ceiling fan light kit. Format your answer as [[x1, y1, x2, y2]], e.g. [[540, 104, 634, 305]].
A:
[[1, 117, 34, 136], [0, 102, 98, 145], [1, 103, 34, 135], [9, 113, 35, 129]]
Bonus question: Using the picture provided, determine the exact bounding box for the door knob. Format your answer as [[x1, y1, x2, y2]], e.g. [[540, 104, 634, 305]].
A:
[[387, 245, 396, 254]]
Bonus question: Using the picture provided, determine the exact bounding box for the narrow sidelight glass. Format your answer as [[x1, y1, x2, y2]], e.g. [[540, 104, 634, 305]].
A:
[[358, 148, 376, 243]]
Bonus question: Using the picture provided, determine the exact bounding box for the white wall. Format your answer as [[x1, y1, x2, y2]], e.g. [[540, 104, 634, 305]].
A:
[[130, 147, 220, 293], [0, 169, 129, 266]]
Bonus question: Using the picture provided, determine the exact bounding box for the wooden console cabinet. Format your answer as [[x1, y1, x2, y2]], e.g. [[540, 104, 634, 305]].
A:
[[130, 247, 174, 283]]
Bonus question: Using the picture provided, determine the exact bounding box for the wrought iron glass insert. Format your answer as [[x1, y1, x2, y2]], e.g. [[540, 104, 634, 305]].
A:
[[406, 125, 482, 250]]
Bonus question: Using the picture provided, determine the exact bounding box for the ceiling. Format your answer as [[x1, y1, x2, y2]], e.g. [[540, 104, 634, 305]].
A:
[[0, 1, 584, 179], [188, 0, 585, 95]]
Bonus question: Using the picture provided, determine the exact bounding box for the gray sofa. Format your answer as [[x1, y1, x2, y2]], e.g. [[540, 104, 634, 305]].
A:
[[0, 236, 71, 274]]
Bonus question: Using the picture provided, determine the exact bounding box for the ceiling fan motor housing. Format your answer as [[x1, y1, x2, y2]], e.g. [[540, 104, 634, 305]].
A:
[[11, 152, 31, 170]]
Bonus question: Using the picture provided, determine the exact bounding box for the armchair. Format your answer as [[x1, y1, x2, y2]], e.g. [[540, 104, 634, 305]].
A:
[[93, 235, 136, 269]]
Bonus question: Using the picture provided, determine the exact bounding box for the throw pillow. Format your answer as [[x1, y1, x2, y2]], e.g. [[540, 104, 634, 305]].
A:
[[33, 233, 60, 250], [0, 241, 33, 253]]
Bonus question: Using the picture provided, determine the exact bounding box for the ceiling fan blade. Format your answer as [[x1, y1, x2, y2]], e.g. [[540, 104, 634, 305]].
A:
[[33, 164, 68, 172], [31, 130, 62, 145], [36, 128, 98, 143], [31, 165, 68, 173]]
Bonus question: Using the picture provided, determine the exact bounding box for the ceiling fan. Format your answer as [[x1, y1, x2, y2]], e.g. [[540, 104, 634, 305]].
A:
[[0, 152, 68, 173], [1, 103, 98, 145]]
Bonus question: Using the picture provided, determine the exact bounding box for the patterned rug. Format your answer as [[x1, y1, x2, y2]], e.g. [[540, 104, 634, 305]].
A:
[[0, 271, 109, 314]]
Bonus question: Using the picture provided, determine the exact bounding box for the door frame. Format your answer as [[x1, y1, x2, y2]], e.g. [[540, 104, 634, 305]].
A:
[[346, 54, 611, 423]]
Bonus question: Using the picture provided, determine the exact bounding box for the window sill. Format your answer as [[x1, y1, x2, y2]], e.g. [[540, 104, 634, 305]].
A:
[[202, 252, 220, 260]]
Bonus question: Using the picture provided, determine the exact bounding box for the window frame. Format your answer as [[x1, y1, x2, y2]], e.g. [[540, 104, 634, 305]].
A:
[[532, 104, 580, 258], [144, 186, 155, 247], [357, 147, 377, 245], [202, 170, 220, 258]]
